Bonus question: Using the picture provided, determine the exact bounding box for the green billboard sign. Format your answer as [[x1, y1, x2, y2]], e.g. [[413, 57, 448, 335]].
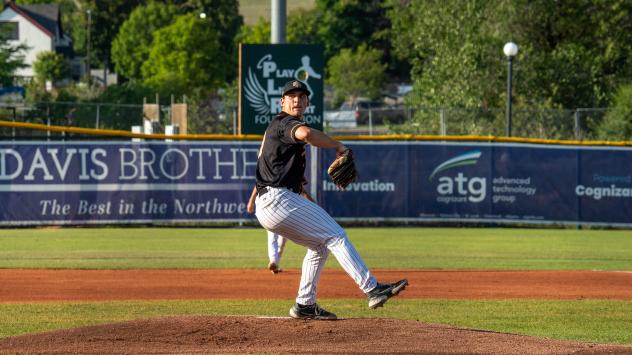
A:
[[239, 44, 324, 134]]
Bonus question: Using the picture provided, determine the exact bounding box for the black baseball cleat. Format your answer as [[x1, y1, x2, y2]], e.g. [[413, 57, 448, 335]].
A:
[[289, 303, 337, 320], [367, 279, 409, 309], [268, 262, 282, 274]]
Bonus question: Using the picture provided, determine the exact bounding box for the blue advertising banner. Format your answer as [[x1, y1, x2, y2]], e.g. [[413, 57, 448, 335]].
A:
[[0, 142, 263, 225], [320, 142, 632, 227], [578, 149, 632, 224], [3, 141, 632, 226]]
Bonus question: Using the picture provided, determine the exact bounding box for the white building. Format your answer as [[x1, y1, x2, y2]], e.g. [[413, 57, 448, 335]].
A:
[[0, 1, 75, 82]]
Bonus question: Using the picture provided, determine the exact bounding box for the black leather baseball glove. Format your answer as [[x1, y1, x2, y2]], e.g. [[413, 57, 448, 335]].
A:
[[327, 148, 357, 189]]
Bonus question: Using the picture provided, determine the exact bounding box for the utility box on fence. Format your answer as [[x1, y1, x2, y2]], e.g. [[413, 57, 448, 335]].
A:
[[171, 103, 187, 135], [165, 124, 179, 142], [143, 103, 160, 133], [131, 125, 142, 142]]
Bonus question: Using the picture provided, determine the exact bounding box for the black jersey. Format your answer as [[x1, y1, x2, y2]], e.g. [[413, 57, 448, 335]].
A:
[[256, 112, 307, 193]]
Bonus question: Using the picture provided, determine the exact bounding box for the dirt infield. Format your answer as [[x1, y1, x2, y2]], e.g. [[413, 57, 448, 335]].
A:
[[1, 269, 632, 354], [1, 316, 631, 354], [1, 269, 631, 301]]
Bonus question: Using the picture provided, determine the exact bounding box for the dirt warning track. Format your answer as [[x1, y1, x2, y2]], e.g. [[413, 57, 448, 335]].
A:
[[1, 269, 631, 302]]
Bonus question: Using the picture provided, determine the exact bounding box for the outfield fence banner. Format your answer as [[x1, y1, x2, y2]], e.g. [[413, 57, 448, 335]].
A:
[[319, 141, 632, 227], [1, 141, 632, 226], [0, 142, 267, 225]]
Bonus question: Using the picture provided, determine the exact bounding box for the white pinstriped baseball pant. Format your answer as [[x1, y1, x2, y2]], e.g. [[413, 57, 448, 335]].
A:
[[255, 186, 377, 305], [267, 231, 286, 264]]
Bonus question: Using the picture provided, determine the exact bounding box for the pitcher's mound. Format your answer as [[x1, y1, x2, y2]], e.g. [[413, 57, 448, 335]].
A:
[[0, 316, 629, 354]]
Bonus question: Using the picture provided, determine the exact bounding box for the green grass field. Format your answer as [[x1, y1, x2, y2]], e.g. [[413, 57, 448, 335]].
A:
[[1, 227, 631, 270], [0, 227, 631, 344]]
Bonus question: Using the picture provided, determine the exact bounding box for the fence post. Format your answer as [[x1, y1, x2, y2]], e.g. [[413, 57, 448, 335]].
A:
[[11, 106, 16, 139], [233, 107, 237, 135], [46, 103, 51, 140], [368, 109, 373, 136], [96, 104, 100, 129], [574, 110, 581, 140], [439, 107, 448, 136]]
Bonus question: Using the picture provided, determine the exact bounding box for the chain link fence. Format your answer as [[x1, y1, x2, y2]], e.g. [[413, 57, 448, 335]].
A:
[[0, 102, 144, 140], [0, 101, 612, 140], [324, 106, 610, 140], [0, 101, 239, 139]]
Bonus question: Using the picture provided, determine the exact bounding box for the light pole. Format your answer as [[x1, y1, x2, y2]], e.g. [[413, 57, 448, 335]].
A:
[[271, 0, 286, 44], [503, 42, 518, 137], [86, 9, 92, 84]]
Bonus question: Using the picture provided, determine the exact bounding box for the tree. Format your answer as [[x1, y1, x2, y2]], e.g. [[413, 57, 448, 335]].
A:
[[14, 0, 76, 20], [389, 0, 503, 109], [0, 27, 28, 86], [327, 44, 386, 105], [235, 8, 320, 45], [316, 0, 385, 57], [93, 81, 154, 105], [187, 89, 233, 134], [16, 0, 130, 69], [111, 2, 177, 81], [315, 0, 406, 79], [33, 51, 70, 84], [385, 0, 632, 136], [597, 83, 632, 140], [234, 17, 270, 45], [504, 0, 632, 109], [67, 0, 145, 69], [287, 8, 321, 45], [141, 14, 224, 95], [169, 0, 243, 81], [89, 81, 157, 130], [388, 0, 632, 110]]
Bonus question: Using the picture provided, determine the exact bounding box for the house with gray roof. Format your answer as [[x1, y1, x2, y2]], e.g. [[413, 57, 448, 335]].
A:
[[0, 1, 76, 82]]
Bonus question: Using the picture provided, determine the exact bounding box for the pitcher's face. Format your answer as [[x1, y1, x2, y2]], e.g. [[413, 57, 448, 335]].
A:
[[281, 91, 309, 118]]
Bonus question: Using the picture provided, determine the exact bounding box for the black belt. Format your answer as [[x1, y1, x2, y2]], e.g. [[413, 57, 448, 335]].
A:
[[257, 186, 300, 196], [257, 186, 269, 196]]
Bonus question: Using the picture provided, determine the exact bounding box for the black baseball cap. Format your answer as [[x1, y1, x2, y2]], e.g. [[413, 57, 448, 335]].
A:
[[282, 80, 311, 97]]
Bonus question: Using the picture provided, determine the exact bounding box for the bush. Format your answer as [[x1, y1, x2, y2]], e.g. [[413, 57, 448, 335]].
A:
[[33, 51, 70, 84], [597, 84, 632, 141]]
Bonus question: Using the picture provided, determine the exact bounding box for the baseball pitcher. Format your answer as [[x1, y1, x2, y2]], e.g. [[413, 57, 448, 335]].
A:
[[253, 79, 408, 320]]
